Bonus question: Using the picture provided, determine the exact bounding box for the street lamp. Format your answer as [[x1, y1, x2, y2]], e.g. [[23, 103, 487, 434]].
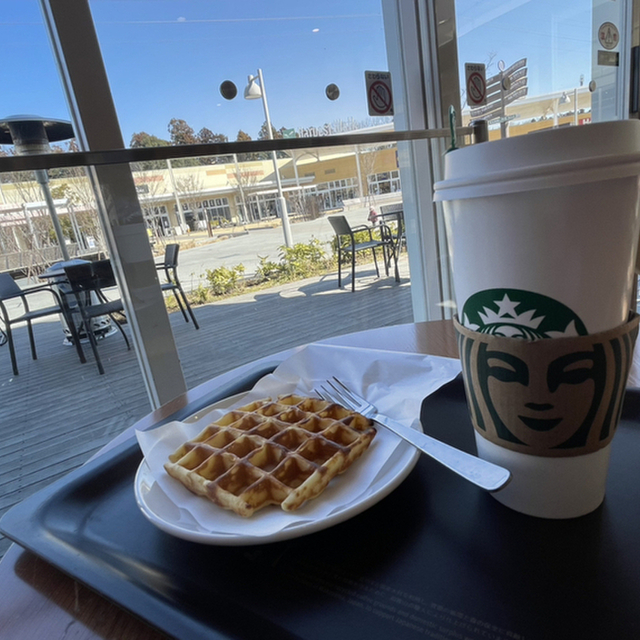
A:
[[244, 69, 293, 248], [0, 115, 74, 261]]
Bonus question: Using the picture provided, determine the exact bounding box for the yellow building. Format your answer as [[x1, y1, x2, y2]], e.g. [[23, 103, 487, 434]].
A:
[[129, 137, 401, 236], [0, 88, 593, 257]]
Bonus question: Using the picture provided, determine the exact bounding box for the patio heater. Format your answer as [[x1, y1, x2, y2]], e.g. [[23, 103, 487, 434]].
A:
[[0, 115, 75, 261]]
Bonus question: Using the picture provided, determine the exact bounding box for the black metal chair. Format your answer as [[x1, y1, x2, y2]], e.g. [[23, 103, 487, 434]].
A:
[[379, 204, 406, 257], [156, 244, 199, 329], [0, 273, 83, 376], [328, 215, 398, 292], [63, 260, 130, 375]]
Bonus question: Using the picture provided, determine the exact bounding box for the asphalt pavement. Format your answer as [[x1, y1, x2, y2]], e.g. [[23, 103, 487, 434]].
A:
[[7, 206, 374, 315], [174, 206, 372, 291]]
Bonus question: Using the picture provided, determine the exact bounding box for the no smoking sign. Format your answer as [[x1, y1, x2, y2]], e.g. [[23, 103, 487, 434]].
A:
[[365, 71, 394, 116], [465, 63, 487, 107]]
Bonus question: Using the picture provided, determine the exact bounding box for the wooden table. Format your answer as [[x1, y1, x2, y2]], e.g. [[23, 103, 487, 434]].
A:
[[0, 320, 458, 640]]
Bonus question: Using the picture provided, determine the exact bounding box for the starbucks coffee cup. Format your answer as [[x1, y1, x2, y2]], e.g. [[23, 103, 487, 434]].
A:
[[434, 120, 640, 335], [455, 315, 639, 519], [434, 121, 640, 518]]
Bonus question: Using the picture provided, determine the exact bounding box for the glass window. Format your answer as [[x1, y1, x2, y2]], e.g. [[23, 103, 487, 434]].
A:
[[455, 0, 630, 140], [89, 0, 393, 148], [3, 1, 637, 560]]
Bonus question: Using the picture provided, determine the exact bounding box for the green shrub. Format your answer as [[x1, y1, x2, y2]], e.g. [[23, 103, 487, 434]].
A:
[[254, 239, 331, 283], [204, 264, 246, 295], [254, 255, 283, 283], [184, 237, 363, 307], [279, 238, 331, 279], [190, 284, 213, 305]]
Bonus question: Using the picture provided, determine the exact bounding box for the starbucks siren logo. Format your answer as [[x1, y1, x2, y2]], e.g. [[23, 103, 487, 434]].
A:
[[462, 289, 588, 339]]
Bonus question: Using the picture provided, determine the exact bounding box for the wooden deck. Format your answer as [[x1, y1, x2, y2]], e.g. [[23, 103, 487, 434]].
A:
[[0, 257, 413, 559]]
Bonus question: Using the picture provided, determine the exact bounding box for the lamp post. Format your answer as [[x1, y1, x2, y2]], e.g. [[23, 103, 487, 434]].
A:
[[0, 115, 74, 261], [244, 69, 293, 248]]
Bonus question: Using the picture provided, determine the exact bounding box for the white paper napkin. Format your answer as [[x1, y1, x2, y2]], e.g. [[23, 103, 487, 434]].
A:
[[136, 343, 461, 538]]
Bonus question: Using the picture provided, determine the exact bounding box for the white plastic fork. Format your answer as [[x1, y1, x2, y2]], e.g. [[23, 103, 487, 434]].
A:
[[318, 377, 511, 492]]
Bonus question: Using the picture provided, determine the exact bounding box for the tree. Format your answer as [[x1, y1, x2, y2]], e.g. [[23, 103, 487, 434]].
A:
[[48, 160, 107, 254], [130, 132, 170, 148], [166, 119, 230, 166], [258, 121, 281, 141], [165, 119, 199, 167], [228, 161, 262, 223], [129, 131, 170, 171], [257, 121, 289, 159], [357, 144, 385, 207], [46, 141, 84, 179], [288, 190, 322, 222], [197, 128, 231, 164], [175, 172, 205, 233], [197, 127, 227, 145], [0, 146, 106, 274], [133, 167, 170, 245], [168, 119, 198, 146], [235, 130, 256, 162]]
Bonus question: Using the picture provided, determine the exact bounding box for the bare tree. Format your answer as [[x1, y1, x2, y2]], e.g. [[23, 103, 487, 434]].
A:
[[134, 169, 171, 248], [287, 191, 322, 221], [175, 172, 205, 233], [50, 169, 105, 254], [357, 145, 385, 208], [227, 161, 261, 223], [0, 150, 72, 274]]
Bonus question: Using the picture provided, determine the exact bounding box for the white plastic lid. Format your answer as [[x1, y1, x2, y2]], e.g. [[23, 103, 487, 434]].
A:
[[434, 120, 640, 201]]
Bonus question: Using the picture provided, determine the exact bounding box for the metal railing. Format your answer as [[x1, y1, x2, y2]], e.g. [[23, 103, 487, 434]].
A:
[[0, 122, 489, 174], [0, 244, 108, 276]]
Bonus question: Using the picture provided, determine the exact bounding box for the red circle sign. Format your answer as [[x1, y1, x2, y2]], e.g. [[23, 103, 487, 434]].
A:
[[467, 71, 486, 106], [368, 80, 393, 115]]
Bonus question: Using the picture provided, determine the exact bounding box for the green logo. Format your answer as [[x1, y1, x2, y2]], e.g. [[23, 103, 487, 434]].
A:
[[462, 289, 588, 339]]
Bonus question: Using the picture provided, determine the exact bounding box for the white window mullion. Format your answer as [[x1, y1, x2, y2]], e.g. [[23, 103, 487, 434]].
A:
[[382, 0, 461, 321]]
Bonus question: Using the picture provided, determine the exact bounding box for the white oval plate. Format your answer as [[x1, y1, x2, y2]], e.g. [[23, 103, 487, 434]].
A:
[[134, 394, 421, 546]]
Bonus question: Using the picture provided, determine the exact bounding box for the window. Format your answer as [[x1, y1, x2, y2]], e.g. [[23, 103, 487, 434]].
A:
[[367, 170, 401, 195], [316, 178, 360, 209]]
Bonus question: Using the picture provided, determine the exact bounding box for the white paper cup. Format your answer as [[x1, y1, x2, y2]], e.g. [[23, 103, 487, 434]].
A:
[[435, 122, 640, 519], [475, 437, 611, 519], [434, 121, 640, 335]]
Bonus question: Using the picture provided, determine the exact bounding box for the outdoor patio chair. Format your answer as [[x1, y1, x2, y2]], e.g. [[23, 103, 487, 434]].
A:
[[63, 259, 130, 375], [328, 215, 398, 292], [379, 204, 406, 258], [156, 243, 199, 329], [0, 273, 84, 376]]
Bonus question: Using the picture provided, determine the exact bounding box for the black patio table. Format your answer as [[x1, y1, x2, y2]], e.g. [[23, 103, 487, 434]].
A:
[[39, 258, 115, 343]]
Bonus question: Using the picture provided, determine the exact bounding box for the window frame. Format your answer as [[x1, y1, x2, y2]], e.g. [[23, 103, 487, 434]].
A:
[[2, 0, 470, 408]]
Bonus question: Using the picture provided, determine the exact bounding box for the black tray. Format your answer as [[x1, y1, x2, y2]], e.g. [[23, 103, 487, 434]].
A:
[[3, 373, 640, 640]]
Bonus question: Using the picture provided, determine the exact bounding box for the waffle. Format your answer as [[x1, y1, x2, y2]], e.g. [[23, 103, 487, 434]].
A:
[[164, 394, 376, 517]]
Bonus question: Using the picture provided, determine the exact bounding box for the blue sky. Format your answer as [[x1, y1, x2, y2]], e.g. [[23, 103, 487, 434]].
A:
[[0, 0, 389, 145], [455, 0, 592, 100], [0, 0, 596, 147]]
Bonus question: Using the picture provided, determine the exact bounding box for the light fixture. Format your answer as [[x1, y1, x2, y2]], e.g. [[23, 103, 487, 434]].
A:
[[243, 69, 293, 247], [244, 75, 262, 100]]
